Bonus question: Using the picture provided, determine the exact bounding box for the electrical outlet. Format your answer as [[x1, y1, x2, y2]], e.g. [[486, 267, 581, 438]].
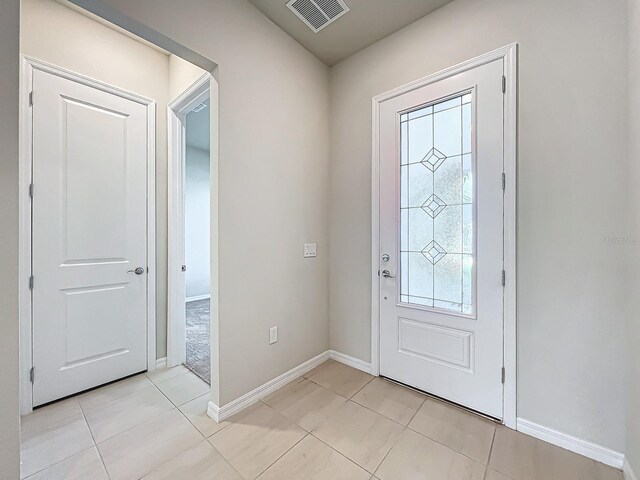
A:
[[303, 243, 317, 258], [269, 326, 278, 344]]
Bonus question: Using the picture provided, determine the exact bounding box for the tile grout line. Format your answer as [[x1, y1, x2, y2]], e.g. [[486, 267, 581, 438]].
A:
[[138, 389, 231, 480], [145, 366, 192, 387], [78, 402, 111, 479], [308, 429, 385, 476], [482, 429, 498, 480], [23, 377, 161, 480], [486, 425, 498, 469], [204, 437, 246, 480], [126, 379, 220, 478], [404, 397, 426, 426], [129, 403, 208, 479], [176, 392, 233, 440], [21, 446, 99, 480], [347, 375, 376, 400], [403, 421, 496, 467], [87, 384, 178, 447], [370, 427, 401, 478], [253, 432, 310, 479]]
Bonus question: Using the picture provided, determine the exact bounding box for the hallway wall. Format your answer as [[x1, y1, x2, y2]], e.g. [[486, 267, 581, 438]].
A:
[[0, 1, 20, 477], [626, 0, 640, 474], [76, 0, 331, 406], [329, 0, 628, 453]]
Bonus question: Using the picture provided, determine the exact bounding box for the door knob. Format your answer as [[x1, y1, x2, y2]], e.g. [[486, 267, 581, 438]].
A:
[[381, 269, 395, 278], [127, 267, 145, 275]]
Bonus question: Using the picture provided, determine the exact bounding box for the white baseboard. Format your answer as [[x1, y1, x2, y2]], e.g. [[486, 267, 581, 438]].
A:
[[625, 458, 639, 480], [329, 350, 373, 374], [207, 350, 331, 422], [186, 294, 210, 303], [516, 418, 624, 469], [207, 399, 221, 423], [155, 357, 167, 370]]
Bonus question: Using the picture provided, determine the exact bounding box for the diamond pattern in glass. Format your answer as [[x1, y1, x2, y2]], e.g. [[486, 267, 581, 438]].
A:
[[421, 240, 447, 265], [421, 148, 446, 172], [421, 194, 446, 218]]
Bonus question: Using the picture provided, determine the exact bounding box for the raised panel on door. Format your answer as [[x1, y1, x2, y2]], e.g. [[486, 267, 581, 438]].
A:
[[31, 68, 149, 406]]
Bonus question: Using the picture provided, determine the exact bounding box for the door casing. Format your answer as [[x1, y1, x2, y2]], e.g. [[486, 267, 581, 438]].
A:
[[18, 56, 157, 414], [371, 44, 518, 428]]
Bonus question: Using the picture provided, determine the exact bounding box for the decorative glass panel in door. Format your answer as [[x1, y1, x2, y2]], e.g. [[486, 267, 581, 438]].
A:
[[399, 93, 473, 314]]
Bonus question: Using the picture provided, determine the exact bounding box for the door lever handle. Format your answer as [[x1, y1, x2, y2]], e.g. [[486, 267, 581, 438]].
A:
[[381, 269, 395, 278], [127, 267, 145, 275]]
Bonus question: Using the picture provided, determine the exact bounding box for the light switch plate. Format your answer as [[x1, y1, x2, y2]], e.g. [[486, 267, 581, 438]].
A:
[[269, 326, 278, 344], [304, 243, 317, 258]]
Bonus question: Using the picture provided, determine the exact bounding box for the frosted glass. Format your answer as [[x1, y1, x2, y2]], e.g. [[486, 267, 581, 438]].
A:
[[408, 252, 434, 299], [434, 254, 462, 304], [434, 206, 463, 253], [434, 153, 462, 205], [399, 92, 474, 314], [407, 163, 433, 207], [408, 115, 433, 164], [408, 208, 432, 252], [434, 107, 461, 157]]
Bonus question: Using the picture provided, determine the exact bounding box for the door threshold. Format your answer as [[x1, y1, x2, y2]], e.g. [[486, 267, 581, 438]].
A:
[[380, 375, 502, 424], [32, 370, 147, 411]]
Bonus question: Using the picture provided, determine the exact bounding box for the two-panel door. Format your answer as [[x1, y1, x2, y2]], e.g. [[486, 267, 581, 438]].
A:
[[378, 59, 505, 419], [31, 68, 150, 406]]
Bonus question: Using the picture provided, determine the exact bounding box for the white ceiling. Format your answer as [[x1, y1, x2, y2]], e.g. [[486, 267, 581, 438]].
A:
[[247, 0, 453, 66], [186, 98, 211, 152]]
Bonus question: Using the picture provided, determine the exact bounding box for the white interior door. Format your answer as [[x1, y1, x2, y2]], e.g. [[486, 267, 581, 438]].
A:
[[31, 68, 149, 407], [378, 59, 505, 419]]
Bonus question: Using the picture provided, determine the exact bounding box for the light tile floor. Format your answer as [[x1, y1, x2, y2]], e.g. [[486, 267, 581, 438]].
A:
[[20, 359, 623, 480]]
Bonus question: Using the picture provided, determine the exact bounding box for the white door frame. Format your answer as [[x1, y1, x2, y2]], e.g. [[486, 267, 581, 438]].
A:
[[167, 73, 217, 368], [371, 43, 518, 428], [18, 56, 157, 415]]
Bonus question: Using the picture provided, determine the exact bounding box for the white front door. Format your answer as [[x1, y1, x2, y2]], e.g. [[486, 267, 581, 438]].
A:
[[378, 59, 505, 419], [31, 68, 149, 406]]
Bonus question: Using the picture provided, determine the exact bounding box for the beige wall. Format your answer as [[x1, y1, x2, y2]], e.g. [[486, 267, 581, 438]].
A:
[[329, 0, 628, 451], [0, 0, 21, 476], [80, 0, 331, 405], [169, 54, 207, 102], [21, 0, 172, 358], [627, 0, 640, 473]]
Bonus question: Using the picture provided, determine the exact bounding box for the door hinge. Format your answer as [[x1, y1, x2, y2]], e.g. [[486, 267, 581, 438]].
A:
[[501, 173, 506, 191], [29, 183, 34, 198], [29, 275, 34, 290], [501, 75, 506, 94], [30, 366, 35, 383], [501, 270, 506, 286], [29, 91, 34, 106], [501, 367, 505, 384]]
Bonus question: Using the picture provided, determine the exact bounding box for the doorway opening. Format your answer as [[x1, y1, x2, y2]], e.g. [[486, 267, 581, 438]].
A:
[[167, 74, 215, 386], [184, 95, 212, 383]]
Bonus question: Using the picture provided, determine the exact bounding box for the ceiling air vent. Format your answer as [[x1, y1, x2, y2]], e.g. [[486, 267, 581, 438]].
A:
[[286, 0, 349, 33]]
